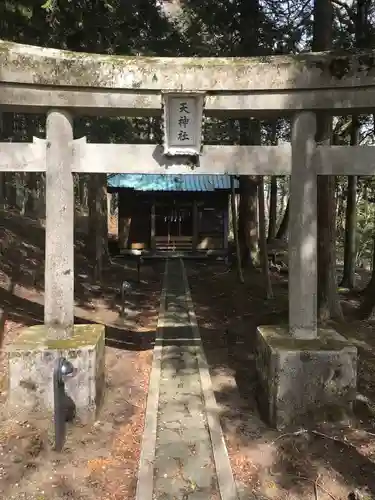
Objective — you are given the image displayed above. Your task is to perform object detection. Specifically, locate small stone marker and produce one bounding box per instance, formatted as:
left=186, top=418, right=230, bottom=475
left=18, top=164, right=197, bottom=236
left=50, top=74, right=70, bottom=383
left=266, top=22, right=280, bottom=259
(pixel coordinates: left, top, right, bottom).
left=120, top=280, right=133, bottom=317
left=133, top=249, right=143, bottom=282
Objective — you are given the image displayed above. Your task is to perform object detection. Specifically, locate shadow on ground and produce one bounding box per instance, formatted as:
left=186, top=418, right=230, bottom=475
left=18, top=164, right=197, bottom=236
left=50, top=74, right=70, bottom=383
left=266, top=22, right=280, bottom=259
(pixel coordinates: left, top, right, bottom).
left=0, top=208, right=162, bottom=323
left=186, top=260, right=375, bottom=500
left=0, top=209, right=163, bottom=351
left=0, top=211, right=162, bottom=500
left=0, top=285, right=157, bottom=352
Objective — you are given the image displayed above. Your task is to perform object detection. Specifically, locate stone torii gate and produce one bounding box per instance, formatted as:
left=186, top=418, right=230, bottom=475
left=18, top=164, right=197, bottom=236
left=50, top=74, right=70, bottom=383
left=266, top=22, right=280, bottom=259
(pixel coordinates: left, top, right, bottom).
left=1, top=40, right=374, bottom=428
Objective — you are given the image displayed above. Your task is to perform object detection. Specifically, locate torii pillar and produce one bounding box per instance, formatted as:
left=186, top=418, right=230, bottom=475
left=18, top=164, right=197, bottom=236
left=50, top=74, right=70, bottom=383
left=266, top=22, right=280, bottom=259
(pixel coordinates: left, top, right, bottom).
left=255, top=112, right=357, bottom=430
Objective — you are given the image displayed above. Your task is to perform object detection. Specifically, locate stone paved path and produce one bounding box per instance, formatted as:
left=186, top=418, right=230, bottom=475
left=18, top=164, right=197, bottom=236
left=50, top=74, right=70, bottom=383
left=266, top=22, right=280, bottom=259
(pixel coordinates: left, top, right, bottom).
left=136, top=259, right=238, bottom=500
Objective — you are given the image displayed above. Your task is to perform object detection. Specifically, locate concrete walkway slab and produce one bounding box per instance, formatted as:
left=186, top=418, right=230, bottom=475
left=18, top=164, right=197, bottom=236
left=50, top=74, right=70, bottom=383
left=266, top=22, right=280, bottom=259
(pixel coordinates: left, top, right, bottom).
left=136, top=259, right=238, bottom=500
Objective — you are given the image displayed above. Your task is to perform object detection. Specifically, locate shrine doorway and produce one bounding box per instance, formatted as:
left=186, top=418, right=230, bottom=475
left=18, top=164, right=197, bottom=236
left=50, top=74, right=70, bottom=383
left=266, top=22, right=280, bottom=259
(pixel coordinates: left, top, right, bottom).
left=155, top=199, right=193, bottom=251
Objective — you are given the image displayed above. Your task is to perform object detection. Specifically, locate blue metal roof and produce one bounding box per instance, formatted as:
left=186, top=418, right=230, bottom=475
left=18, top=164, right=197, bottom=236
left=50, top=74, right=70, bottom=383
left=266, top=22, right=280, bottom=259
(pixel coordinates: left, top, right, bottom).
left=107, top=174, right=238, bottom=192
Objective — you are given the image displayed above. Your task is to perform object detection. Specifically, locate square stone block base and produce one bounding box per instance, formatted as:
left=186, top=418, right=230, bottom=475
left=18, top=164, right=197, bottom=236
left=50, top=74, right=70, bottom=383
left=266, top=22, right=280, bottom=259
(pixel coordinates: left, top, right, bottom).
left=255, top=325, right=357, bottom=430
left=7, top=324, right=105, bottom=424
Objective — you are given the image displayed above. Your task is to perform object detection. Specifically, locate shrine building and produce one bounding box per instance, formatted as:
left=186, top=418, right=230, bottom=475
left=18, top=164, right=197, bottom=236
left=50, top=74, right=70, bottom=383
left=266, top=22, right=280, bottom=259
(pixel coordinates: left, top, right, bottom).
left=108, top=174, right=239, bottom=254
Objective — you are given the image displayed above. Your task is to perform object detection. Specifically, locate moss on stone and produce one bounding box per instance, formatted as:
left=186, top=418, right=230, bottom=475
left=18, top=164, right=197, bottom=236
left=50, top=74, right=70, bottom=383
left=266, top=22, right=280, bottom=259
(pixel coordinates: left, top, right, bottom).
left=1, top=38, right=375, bottom=90
left=258, top=325, right=354, bottom=352
left=7, top=324, right=105, bottom=353
left=308, top=51, right=375, bottom=80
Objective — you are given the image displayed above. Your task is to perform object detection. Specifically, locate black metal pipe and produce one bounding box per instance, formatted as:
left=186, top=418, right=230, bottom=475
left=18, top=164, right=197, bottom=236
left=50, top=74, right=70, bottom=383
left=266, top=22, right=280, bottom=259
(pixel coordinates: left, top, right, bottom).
left=53, top=357, right=74, bottom=452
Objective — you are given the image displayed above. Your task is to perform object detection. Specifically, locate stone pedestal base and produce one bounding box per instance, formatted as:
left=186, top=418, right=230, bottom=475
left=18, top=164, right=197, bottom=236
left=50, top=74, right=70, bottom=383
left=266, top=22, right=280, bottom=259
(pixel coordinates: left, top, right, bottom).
left=7, top=324, right=105, bottom=424
left=255, top=325, right=357, bottom=430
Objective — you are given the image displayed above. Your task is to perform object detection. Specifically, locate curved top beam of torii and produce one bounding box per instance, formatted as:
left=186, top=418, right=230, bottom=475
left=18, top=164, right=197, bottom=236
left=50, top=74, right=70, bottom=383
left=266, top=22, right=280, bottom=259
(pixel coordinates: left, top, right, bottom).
left=1, top=39, right=375, bottom=92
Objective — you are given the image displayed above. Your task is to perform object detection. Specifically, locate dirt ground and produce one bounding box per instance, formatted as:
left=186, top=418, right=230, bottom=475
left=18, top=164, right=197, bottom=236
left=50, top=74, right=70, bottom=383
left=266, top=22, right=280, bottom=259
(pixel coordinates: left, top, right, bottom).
left=186, top=261, right=375, bottom=500
left=0, top=209, right=163, bottom=500
left=3, top=207, right=375, bottom=500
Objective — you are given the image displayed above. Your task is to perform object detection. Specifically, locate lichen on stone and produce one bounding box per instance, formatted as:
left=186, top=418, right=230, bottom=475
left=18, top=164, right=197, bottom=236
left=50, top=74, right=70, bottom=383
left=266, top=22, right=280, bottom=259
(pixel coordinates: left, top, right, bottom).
left=1, top=38, right=375, bottom=91
left=7, top=324, right=105, bottom=352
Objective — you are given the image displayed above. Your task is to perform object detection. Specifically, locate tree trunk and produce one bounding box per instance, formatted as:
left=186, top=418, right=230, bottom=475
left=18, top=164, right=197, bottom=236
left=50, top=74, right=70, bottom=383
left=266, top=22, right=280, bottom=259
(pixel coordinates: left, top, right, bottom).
left=14, top=173, right=25, bottom=214
left=335, top=174, right=346, bottom=234
left=238, top=119, right=260, bottom=267
left=268, top=176, right=278, bottom=242
left=356, top=0, right=371, bottom=49
left=0, top=113, right=4, bottom=209
left=359, top=233, right=375, bottom=319
left=363, top=183, right=368, bottom=219
left=1, top=113, right=15, bottom=208
left=237, top=0, right=261, bottom=268
left=238, top=175, right=259, bottom=267
left=279, top=178, right=287, bottom=216
left=276, top=197, right=289, bottom=240
left=341, top=0, right=369, bottom=288
left=313, top=0, right=343, bottom=321
left=37, top=174, right=46, bottom=219
left=340, top=117, right=359, bottom=289
left=79, top=174, right=88, bottom=211
left=24, top=173, right=38, bottom=217
left=258, top=177, right=273, bottom=298
left=317, top=172, right=343, bottom=321
left=267, top=121, right=278, bottom=242
left=230, top=176, right=244, bottom=284
left=88, top=173, right=109, bottom=281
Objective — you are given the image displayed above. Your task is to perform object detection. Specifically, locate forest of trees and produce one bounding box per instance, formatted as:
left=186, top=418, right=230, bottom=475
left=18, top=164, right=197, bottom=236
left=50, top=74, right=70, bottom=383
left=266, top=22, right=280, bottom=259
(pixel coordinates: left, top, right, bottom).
left=1, top=0, right=375, bottom=319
